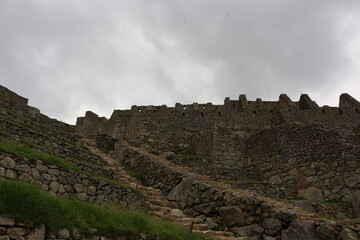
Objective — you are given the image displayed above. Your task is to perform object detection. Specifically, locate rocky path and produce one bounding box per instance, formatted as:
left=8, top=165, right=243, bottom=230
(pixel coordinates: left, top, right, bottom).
left=81, top=137, right=244, bottom=240
left=82, top=137, right=318, bottom=240
left=121, top=140, right=316, bottom=220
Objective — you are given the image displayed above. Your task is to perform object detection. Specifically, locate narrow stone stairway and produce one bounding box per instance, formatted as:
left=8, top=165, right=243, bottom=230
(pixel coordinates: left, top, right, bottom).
left=81, top=137, right=244, bottom=240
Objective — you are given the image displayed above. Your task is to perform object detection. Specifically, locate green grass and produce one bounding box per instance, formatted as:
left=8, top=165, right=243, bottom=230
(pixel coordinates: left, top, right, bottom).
left=0, top=141, right=76, bottom=170
left=0, top=141, right=137, bottom=192
left=0, top=180, right=204, bottom=240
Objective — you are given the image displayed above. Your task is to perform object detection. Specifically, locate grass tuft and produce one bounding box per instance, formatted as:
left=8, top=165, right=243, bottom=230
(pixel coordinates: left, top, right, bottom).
left=0, top=180, right=204, bottom=240
left=0, top=141, right=76, bottom=170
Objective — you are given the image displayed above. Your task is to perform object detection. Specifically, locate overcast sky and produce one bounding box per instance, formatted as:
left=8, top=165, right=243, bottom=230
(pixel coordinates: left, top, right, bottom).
left=1, top=0, right=360, bottom=124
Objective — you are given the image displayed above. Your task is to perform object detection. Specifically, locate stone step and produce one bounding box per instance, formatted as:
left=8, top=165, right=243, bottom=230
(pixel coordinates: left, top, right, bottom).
left=182, top=223, right=208, bottom=231
left=193, top=230, right=235, bottom=238
left=180, top=217, right=203, bottom=224
left=149, top=205, right=172, bottom=213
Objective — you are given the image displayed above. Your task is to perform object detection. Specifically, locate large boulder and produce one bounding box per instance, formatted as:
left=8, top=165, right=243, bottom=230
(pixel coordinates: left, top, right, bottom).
left=218, top=206, right=245, bottom=227
left=167, top=175, right=196, bottom=208
left=281, top=220, right=320, bottom=240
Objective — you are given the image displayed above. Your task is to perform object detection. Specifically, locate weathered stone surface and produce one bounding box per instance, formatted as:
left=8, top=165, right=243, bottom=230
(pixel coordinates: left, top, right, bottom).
left=0, top=236, right=10, bottom=240
left=30, top=168, right=40, bottom=179
left=316, top=225, right=337, bottom=240
left=27, top=224, right=45, bottom=240
left=274, top=210, right=296, bottom=222
left=344, top=175, right=360, bottom=188
left=0, top=216, right=15, bottom=226
left=57, top=228, right=70, bottom=238
left=352, top=190, right=360, bottom=217
left=269, top=175, right=283, bottom=184
left=263, top=218, right=282, bottom=231
left=300, top=187, right=325, bottom=202
left=73, top=183, right=86, bottom=193
left=49, top=181, right=59, bottom=192
left=205, top=217, right=218, bottom=230
left=169, top=209, right=185, bottom=217
left=290, top=200, right=316, bottom=213
left=281, top=220, right=320, bottom=240
left=232, top=224, right=264, bottom=238
left=0, top=227, right=6, bottom=235
left=6, top=228, right=30, bottom=239
left=339, top=228, right=358, bottom=240
left=167, top=175, right=196, bottom=208
left=194, top=202, right=217, bottom=214
left=219, top=206, right=245, bottom=227
left=0, top=157, right=15, bottom=169
left=18, top=173, right=32, bottom=182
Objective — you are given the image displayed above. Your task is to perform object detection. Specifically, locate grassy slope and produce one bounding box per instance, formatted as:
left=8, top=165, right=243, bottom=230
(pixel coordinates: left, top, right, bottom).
left=0, top=180, right=204, bottom=240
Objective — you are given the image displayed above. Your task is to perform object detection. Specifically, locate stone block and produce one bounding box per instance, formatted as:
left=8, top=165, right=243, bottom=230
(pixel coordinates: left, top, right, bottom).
left=281, top=220, right=320, bottom=240
left=0, top=157, right=16, bottom=169
left=219, top=206, right=245, bottom=227
left=263, top=218, right=282, bottom=231
left=344, top=175, right=360, bottom=188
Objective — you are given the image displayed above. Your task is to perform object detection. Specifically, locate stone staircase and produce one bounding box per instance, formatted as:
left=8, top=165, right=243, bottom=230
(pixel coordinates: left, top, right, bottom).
left=81, top=137, right=245, bottom=240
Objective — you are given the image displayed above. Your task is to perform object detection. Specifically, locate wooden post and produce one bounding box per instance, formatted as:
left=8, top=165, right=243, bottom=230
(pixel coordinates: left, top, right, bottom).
left=189, top=221, right=194, bottom=234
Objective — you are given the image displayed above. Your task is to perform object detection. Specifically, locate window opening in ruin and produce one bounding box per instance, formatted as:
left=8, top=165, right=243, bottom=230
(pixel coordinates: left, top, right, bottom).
left=138, top=108, right=141, bottom=112
left=270, top=110, right=273, bottom=113
left=153, top=110, right=157, bottom=113
left=218, top=111, right=222, bottom=116
left=339, top=109, right=343, bottom=114
left=202, top=105, right=205, bottom=109
left=356, top=108, right=359, bottom=114
left=182, top=112, right=185, bottom=116
left=201, top=112, right=204, bottom=117
left=256, top=105, right=259, bottom=108
left=253, top=110, right=257, bottom=116
left=183, top=106, right=186, bottom=110
left=288, top=109, right=292, bottom=112
left=232, top=103, right=235, bottom=108
left=322, top=109, right=326, bottom=114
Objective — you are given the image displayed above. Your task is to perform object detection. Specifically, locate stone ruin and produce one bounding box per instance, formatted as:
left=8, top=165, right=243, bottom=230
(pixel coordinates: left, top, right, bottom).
left=77, top=92, right=360, bottom=218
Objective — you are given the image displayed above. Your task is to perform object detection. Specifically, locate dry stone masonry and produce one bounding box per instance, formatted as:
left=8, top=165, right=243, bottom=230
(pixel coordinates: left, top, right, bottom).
left=1, top=84, right=360, bottom=239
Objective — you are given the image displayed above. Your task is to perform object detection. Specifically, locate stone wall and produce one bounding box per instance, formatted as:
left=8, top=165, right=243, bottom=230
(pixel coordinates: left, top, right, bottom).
left=0, top=152, right=146, bottom=208
left=0, top=215, right=163, bottom=240
left=116, top=143, right=360, bottom=239
left=247, top=123, right=360, bottom=216
left=77, top=93, right=360, bottom=170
